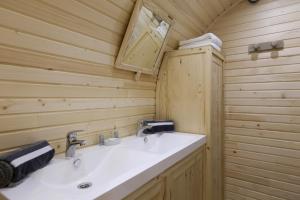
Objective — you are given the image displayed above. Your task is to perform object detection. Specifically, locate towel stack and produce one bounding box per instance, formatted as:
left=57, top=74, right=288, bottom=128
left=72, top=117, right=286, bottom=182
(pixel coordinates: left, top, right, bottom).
left=179, top=33, right=222, bottom=51
left=0, top=140, right=55, bottom=188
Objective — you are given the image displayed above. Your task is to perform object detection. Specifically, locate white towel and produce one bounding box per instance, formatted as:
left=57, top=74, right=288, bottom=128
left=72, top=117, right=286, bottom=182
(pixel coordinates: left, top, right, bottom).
left=179, top=33, right=222, bottom=48
left=179, top=41, right=221, bottom=51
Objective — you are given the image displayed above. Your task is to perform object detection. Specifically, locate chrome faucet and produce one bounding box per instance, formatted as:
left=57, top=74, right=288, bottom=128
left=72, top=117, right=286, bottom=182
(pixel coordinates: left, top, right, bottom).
left=65, top=130, right=87, bottom=158
left=136, top=120, right=152, bottom=137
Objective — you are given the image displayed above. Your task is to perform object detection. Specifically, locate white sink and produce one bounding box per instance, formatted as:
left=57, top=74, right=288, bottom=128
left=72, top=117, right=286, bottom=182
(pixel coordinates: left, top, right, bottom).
left=0, top=132, right=206, bottom=200
left=33, top=147, right=156, bottom=187
left=124, top=132, right=201, bottom=154
left=34, top=148, right=111, bottom=186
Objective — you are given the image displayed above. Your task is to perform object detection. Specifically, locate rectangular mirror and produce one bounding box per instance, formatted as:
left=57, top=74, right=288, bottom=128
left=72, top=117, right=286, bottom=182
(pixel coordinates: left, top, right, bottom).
left=115, top=0, right=174, bottom=76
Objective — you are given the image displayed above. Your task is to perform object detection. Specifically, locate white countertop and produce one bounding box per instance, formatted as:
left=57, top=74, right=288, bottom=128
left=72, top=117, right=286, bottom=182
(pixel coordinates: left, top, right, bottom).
left=0, top=132, right=206, bottom=200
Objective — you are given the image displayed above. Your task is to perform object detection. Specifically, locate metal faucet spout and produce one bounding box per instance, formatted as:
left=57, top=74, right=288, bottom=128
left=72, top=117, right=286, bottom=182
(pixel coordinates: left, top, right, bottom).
left=70, top=140, right=87, bottom=146
left=65, top=130, right=86, bottom=158
left=136, top=120, right=152, bottom=137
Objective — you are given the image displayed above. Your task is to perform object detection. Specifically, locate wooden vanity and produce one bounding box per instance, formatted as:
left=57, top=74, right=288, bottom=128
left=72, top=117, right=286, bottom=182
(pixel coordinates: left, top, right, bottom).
left=124, top=146, right=204, bottom=200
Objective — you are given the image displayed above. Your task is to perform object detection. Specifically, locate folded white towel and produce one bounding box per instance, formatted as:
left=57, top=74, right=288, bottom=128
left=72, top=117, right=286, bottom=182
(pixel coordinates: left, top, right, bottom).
left=179, top=33, right=222, bottom=48
left=179, top=41, right=221, bottom=51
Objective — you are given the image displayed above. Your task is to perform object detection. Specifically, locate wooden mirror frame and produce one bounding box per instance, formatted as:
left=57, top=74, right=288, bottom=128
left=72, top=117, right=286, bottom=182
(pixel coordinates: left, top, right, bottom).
left=115, top=0, right=174, bottom=76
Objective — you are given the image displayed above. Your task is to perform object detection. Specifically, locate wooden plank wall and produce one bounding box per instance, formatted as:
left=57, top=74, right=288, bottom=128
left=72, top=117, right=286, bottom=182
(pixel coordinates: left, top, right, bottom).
left=0, top=0, right=203, bottom=155
left=210, top=0, right=300, bottom=199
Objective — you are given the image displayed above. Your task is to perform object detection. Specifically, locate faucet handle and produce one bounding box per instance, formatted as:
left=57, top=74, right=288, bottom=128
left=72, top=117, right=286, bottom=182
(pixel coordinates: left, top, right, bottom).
left=99, top=134, right=105, bottom=145
left=67, top=130, right=84, bottom=141
left=138, top=119, right=146, bottom=128
left=112, top=128, right=119, bottom=138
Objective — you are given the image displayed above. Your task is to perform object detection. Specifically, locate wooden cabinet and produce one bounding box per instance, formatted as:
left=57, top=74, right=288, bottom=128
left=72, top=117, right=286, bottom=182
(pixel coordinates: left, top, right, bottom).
left=123, top=176, right=165, bottom=200
left=156, top=46, right=224, bottom=200
left=123, top=147, right=204, bottom=200
left=164, top=147, right=204, bottom=200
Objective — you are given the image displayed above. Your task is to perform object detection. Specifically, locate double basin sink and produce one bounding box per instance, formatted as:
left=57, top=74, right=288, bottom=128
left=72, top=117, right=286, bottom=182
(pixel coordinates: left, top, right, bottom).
left=0, top=132, right=206, bottom=200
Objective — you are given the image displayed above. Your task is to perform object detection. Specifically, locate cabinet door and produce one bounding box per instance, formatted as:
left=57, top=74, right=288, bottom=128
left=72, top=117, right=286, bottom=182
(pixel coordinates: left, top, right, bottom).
left=187, top=152, right=203, bottom=200
left=167, top=161, right=190, bottom=200
left=123, top=176, right=165, bottom=200
left=166, top=53, right=206, bottom=134
left=165, top=148, right=204, bottom=200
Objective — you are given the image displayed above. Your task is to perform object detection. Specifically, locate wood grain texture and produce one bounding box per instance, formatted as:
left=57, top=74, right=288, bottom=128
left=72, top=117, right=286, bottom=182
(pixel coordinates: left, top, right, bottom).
left=210, top=0, right=300, bottom=198
left=0, top=0, right=239, bottom=154
left=123, top=146, right=204, bottom=200
left=0, top=0, right=204, bottom=154
left=156, top=46, right=224, bottom=200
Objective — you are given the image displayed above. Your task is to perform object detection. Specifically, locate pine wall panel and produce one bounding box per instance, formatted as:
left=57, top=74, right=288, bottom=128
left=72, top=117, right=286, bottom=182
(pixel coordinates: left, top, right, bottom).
left=210, top=0, right=300, bottom=199
left=0, top=0, right=205, bottom=154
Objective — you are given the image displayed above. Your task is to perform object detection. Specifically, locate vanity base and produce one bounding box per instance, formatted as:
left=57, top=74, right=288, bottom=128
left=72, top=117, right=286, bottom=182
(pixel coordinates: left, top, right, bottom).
left=124, top=146, right=204, bottom=200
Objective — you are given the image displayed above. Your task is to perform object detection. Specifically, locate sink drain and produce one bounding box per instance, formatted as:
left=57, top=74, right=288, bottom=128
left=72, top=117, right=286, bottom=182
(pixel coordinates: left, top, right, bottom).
left=77, top=182, right=92, bottom=189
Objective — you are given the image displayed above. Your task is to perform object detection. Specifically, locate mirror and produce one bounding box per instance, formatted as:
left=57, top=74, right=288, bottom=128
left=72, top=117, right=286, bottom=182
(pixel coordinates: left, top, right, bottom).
left=115, top=0, right=174, bottom=76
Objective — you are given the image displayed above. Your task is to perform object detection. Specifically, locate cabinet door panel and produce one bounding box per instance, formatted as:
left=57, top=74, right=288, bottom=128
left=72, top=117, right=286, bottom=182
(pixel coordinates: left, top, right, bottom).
left=125, top=147, right=204, bottom=200
left=166, top=53, right=206, bottom=133
left=189, top=155, right=203, bottom=200
left=167, top=148, right=204, bottom=200
left=169, top=170, right=188, bottom=200
left=123, top=177, right=164, bottom=200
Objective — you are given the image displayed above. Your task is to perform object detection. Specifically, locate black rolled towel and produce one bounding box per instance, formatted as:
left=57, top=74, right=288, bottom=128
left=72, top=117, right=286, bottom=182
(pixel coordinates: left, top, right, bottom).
left=0, top=161, right=13, bottom=188
left=0, top=140, right=55, bottom=188
left=142, top=120, right=175, bottom=134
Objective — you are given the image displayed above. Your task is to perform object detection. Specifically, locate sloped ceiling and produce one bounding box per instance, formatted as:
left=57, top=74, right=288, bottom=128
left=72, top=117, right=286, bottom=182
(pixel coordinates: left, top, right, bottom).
left=149, top=0, right=243, bottom=48
left=121, top=0, right=242, bottom=49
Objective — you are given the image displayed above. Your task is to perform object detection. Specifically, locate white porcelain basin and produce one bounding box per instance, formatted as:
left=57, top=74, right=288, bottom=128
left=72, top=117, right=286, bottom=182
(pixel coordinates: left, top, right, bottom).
left=0, top=132, right=206, bottom=200
left=34, top=147, right=156, bottom=187
left=34, top=147, right=111, bottom=186
left=124, top=133, right=200, bottom=154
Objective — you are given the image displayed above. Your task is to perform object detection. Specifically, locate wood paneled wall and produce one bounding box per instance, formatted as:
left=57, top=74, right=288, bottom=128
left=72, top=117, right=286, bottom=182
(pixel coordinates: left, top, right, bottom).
left=0, top=0, right=206, bottom=155
left=210, top=0, right=300, bottom=199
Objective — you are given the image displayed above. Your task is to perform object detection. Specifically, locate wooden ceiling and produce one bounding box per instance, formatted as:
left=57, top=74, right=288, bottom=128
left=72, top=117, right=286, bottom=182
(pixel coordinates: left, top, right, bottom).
left=102, top=0, right=242, bottom=49
left=148, top=0, right=243, bottom=48
left=157, top=0, right=240, bottom=31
